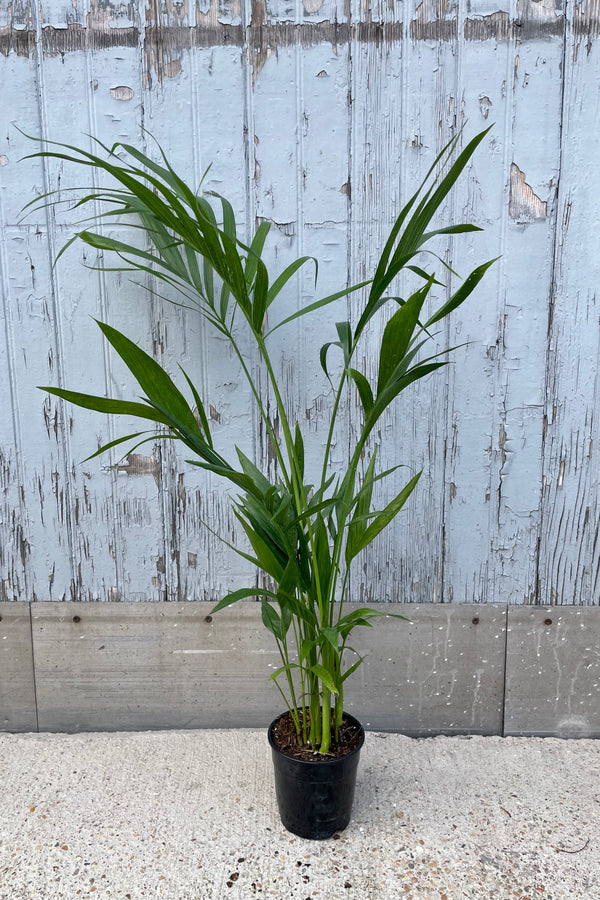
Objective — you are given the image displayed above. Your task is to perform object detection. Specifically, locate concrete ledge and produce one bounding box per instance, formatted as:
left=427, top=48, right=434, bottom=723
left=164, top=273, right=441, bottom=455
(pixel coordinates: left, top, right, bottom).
left=504, top=606, right=600, bottom=737
left=345, top=603, right=506, bottom=735
left=31, top=602, right=281, bottom=732
left=0, top=603, right=37, bottom=731
left=2, top=602, right=600, bottom=736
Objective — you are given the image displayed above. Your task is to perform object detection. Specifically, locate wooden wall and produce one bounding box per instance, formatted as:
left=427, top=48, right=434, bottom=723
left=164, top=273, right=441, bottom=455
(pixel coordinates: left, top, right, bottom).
left=1, top=0, right=599, bottom=609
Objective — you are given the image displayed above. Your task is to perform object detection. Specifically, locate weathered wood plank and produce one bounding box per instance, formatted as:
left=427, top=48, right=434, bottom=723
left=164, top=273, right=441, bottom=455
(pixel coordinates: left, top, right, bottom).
left=536, top=18, right=600, bottom=606
left=0, top=175, right=28, bottom=603
left=142, top=43, right=254, bottom=601
left=290, top=42, right=351, bottom=508
left=440, top=1, right=512, bottom=606
left=443, top=0, right=562, bottom=605
left=3, top=233, right=78, bottom=602
left=0, top=325, right=26, bottom=602
left=27, top=601, right=506, bottom=733
left=0, top=603, right=37, bottom=731
left=347, top=0, right=460, bottom=605
left=0, top=51, right=50, bottom=603
left=65, top=45, right=168, bottom=601
left=493, top=25, right=563, bottom=604
left=1, top=0, right=598, bottom=60
left=301, top=45, right=349, bottom=227
left=2, top=0, right=600, bottom=611
left=253, top=41, right=350, bottom=510
left=28, top=40, right=134, bottom=602
left=504, top=606, right=600, bottom=736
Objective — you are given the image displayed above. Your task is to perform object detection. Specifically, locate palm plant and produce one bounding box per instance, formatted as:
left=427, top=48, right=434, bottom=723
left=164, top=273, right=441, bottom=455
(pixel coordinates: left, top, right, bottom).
left=26, top=126, right=495, bottom=754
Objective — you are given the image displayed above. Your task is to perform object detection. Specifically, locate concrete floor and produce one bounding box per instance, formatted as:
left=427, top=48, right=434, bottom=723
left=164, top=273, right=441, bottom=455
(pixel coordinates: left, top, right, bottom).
left=0, top=729, right=598, bottom=899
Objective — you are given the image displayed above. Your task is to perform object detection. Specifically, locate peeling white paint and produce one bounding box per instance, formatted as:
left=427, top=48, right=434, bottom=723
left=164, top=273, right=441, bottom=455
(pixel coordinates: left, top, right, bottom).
left=509, top=163, right=547, bottom=222
left=110, top=85, right=135, bottom=101
left=0, top=0, right=599, bottom=607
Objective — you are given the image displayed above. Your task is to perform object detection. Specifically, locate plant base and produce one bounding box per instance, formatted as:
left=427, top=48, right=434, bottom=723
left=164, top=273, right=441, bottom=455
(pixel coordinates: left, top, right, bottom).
left=268, top=711, right=365, bottom=840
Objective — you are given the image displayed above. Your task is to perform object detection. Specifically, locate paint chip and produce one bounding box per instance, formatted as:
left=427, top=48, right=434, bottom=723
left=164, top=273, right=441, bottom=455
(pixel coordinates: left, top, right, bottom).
left=509, top=163, right=547, bottom=222
left=478, top=95, right=492, bottom=119
left=110, top=85, right=135, bottom=101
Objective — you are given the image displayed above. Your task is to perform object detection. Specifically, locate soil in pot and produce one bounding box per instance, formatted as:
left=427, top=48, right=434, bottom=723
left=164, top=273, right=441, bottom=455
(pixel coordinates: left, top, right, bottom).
left=268, top=711, right=365, bottom=840
left=270, top=710, right=363, bottom=760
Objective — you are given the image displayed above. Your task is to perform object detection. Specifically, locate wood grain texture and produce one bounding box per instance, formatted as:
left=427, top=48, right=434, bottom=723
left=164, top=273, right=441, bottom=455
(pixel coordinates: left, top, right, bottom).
left=536, top=18, right=600, bottom=607
left=0, top=0, right=598, bottom=606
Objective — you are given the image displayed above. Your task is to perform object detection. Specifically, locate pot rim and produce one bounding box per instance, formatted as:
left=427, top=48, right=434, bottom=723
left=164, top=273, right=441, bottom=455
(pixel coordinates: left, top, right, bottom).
left=267, top=709, right=365, bottom=765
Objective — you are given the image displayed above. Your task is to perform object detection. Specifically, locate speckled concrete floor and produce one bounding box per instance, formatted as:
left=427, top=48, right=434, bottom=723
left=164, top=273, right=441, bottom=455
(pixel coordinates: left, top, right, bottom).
left=0, top=730, right=598, bottom=899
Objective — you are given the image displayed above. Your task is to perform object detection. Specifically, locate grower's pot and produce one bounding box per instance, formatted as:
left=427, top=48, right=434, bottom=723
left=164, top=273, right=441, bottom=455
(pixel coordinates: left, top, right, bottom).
left=268, top=711, right=365, bottom=839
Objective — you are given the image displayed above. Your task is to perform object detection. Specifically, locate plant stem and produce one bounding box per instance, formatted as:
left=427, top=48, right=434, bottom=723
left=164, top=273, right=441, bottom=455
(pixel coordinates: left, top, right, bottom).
left=319, top=368, right=347, bottom=492
left=309, top=675, right=321, bottom=747
left=320, top=689, right=331, bottom=754
left=226, top=327, right=293, bottom=492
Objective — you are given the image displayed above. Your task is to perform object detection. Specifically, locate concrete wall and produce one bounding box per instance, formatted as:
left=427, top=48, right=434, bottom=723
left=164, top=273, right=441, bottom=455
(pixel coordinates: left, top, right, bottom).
left=3, top=601, right=600, bottom=736
left=1, top=1, right=599, bottom=609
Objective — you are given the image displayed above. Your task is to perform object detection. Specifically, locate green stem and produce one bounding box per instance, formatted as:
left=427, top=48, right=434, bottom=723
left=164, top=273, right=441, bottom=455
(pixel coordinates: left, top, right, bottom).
left=320, top=689, right=331, bottom=754
left=281, top=647, right=300, bottom=723
left=318, top=334, right=371, bottom=620
left=318, top=330, right=363, bottom=504
left=334, top=686, right=343, bottom=741
left=257, top=334, right=327, bottom=622
left=319, top=369, right=347, bottom=491
left=309, top=673, right=321, bottom=747
left=338, top=566, right=350, bottom=623
left=226, top=327, right=293, bottom=492
left=271, top=676, right=300, bottom=734
left=291, top=617, right=307, bottom=742
left=329, top=420, right=377, bottom=607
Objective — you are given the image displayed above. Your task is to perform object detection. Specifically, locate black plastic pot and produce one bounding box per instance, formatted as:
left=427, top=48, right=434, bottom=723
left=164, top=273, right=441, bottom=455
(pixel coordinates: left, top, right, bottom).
left=268, top=711, right=365, bottom=840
